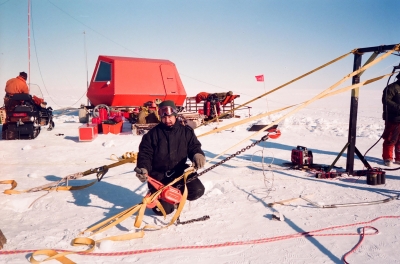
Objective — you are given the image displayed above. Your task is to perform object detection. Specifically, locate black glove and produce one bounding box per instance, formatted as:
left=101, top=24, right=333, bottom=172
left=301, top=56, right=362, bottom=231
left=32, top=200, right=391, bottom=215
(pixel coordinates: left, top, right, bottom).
left=193, top=153, right=206, bottom=169
left=135, top=167, right=148, bottom=183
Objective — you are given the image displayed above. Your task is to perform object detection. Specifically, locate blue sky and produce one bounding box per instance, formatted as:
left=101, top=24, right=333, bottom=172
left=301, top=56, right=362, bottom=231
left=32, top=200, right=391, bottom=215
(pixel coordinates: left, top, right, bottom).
left=1, top=0, right=399, bottom=107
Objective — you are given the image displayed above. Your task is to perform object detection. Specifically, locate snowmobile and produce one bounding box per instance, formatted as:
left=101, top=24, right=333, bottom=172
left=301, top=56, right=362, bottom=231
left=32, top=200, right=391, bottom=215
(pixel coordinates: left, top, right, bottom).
left=2, top=93, right=54, bottom=140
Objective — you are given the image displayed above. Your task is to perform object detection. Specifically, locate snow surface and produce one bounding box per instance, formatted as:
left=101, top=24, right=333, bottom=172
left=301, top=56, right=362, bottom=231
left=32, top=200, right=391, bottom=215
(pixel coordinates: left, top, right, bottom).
left=2, top=88, right=400, bottom=264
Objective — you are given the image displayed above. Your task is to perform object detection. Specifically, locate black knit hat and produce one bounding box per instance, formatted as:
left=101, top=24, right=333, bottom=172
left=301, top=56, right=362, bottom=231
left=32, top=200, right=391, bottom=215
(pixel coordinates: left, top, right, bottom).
left=19, top=72, right=27, bottom=80
left=158, top=100, right=177, bottom=116
left=159, top=100, right=177, bottom=110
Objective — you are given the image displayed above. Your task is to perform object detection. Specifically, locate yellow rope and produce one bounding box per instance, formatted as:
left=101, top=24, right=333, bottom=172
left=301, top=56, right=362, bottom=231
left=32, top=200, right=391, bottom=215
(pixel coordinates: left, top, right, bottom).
left=198, top=71, right=396, bottom=140
left=197, top=50, right=354, bottom=127
left=1, top=154, right=138, bottom=195
left=202, top=45, right=399, bottom=165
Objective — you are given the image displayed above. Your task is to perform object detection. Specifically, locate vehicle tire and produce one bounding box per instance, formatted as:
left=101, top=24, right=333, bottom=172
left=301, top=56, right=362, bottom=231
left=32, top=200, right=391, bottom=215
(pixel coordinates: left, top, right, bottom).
left=92, top=104, right=110, bottom=118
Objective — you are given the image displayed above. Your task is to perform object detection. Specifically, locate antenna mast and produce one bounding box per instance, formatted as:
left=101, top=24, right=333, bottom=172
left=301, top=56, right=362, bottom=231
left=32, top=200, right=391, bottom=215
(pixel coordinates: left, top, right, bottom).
left=84, top=31, right=89, bottom=106
left=28, top=0, right=31, bottom=86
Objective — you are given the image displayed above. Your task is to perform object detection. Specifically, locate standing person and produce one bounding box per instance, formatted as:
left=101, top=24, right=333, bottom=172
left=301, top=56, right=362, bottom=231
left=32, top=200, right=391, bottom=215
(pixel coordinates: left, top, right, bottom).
left=4, top=72, right=29, bottom=108
left=135, top=100, right=206, bottom=215
left=382, top=72, right=400, bottom=166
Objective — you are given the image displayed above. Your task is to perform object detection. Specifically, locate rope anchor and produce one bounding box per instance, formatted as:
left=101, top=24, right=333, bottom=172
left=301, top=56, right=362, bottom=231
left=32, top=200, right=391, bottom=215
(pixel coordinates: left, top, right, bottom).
left=91, top=166, right=109, bottom=182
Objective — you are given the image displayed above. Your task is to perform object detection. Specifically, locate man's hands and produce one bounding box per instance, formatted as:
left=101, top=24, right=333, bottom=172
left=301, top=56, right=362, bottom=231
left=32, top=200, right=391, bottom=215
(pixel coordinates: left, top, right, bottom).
left=193, top=153, right=206, bottom=169
left=135, top=167, right=148, bottom=183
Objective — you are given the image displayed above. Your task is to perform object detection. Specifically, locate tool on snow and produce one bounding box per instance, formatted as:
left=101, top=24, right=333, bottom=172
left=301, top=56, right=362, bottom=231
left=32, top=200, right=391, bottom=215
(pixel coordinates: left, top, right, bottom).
left=134, top=167, right=182, bottom=208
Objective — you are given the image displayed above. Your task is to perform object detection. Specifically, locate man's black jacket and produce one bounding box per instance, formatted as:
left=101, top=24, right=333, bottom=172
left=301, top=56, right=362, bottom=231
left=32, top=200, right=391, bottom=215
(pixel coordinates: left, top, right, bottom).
left=382, top=80, right=400, bottom=122
left=137, top=121, right=204, bottom=182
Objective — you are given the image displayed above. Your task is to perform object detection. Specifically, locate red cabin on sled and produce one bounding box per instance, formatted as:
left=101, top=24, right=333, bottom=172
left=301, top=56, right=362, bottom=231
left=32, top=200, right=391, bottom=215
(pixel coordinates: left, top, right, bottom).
left=87, top=56, right=187, bottom=107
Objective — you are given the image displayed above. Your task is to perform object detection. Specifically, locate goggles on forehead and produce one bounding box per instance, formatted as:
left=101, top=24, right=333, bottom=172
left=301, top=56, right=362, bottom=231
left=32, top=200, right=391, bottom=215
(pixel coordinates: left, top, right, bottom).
left=158, top=106, right=178, bottom=117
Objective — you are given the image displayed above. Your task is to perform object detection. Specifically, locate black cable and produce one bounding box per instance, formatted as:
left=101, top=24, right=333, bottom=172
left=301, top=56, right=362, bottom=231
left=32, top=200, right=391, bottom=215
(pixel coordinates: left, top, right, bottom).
left=46, top=0, right=141, bottom=56
left=383, top=167, right=400, bottom=171
left=31, top=3, right=63, bottom=109
left=0, top=0, right=12, bottom=6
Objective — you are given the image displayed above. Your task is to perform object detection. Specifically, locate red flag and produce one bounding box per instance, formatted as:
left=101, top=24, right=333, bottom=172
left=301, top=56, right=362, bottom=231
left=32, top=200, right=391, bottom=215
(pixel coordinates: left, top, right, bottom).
left=255, top=75, right=264, bottom=82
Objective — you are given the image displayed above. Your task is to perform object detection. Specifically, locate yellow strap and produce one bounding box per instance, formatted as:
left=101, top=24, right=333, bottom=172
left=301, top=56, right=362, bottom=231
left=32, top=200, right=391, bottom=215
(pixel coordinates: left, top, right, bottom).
left=154, top=199, right=167, bottom=218
left=2, top=154, right=138, bottom=195
left=2, top=180, right=97, bottom=195
left=0, top=180, right=17, bottom=193
left=199, top=71, right=395, bottom=140
left=30, top=237, right=96, bottom=264
left=196, top=50, right=354, bottom=127
left=84, top=204, right=142, bottom=236
left=30, top=249, right=76, bottom=264
left=29, top=169, right=193, bottom=264
left=198, top=104, right=295, bottom=138
left=205, top=44, right=398, bottom=166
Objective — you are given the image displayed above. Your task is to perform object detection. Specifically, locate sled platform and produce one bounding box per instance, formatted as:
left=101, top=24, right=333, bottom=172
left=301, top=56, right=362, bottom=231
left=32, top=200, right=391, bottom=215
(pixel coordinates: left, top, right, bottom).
left=132, top=123, right=158, bottom=135
left=248, top=124, right=278, bottom=132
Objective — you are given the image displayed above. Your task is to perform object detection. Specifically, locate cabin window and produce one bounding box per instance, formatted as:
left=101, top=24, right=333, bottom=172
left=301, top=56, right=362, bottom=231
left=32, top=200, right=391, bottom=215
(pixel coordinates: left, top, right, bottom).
left=94, top=61, right=111, bottom=82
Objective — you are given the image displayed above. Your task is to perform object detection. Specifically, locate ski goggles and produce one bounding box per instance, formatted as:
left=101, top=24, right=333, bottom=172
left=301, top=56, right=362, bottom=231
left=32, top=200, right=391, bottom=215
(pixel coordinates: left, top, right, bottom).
left=158, top=106, right=178, bottom=117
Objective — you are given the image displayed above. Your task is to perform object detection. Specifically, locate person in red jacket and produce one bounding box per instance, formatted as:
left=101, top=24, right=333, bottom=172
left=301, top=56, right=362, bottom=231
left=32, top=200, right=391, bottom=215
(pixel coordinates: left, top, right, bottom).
left=5, top=71, right=29, bottom=95
left=195, top=91, right=233, bottom=104
left=4, top=72, right=29, bottom=109
left=3, top=72, right=47, bottom=109
left=4, top=72, right=29, bottom=108
left=195, top=92, right=209, bottom=103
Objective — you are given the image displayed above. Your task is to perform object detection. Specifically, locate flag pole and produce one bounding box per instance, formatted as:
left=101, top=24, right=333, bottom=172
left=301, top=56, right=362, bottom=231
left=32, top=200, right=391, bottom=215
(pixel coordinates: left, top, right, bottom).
left=261, top=75, right=271, bottom=120
left=256, top=74, right=270, bottom=116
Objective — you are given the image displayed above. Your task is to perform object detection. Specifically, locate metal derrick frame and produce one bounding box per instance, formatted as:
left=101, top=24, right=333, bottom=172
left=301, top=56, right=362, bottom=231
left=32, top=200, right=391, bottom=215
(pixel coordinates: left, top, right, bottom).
left=345, top=44, right=399, bottom=174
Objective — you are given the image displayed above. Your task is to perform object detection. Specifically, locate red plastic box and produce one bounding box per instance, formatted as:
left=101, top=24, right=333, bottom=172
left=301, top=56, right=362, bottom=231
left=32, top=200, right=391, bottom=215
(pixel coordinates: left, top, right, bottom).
left=79, top=124, right=98, bottom=141
left=102, top=121, right=123, bottom=134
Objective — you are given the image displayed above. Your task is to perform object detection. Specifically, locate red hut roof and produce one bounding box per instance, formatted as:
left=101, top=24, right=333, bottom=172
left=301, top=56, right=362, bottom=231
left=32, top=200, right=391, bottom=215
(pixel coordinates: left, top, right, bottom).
left=87, top=55, right=187, bottom=107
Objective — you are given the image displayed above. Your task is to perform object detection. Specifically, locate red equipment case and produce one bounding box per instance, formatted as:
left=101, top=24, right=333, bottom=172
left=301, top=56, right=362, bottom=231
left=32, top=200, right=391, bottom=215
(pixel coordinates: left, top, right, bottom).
left=291, top=146, right=313, bottom=167
left=102, top=121, right=123, bottom=134
left=79, top=124, right=98, bottom=142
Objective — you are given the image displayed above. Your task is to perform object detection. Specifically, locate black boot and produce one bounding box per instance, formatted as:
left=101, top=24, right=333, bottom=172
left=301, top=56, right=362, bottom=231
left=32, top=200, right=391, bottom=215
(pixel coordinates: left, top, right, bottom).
left=152, top=199, right=176, bottom=216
